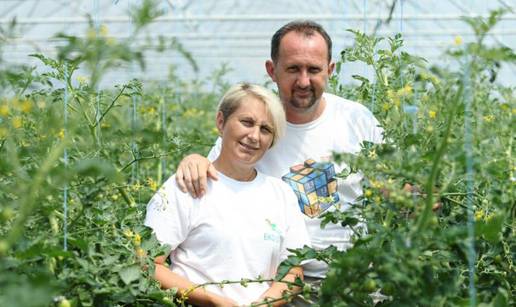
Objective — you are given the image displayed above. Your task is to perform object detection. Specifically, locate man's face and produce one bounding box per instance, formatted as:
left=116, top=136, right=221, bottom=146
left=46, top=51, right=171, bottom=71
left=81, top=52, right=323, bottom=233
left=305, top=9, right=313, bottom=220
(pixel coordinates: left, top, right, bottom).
left=266, top=31, right=334, bottom=120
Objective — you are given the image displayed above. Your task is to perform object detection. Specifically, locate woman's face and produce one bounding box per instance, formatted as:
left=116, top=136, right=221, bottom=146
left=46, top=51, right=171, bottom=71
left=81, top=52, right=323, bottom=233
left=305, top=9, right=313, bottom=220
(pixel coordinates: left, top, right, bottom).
left=217, top=96, right=275, bottom=168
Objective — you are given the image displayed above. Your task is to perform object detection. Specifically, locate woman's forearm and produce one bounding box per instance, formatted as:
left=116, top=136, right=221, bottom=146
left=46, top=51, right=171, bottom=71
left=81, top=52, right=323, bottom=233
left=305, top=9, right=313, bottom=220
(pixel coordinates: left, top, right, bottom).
left=255, top=266, right=304, bottom=306
left=154, top=256, right=237, bottom=307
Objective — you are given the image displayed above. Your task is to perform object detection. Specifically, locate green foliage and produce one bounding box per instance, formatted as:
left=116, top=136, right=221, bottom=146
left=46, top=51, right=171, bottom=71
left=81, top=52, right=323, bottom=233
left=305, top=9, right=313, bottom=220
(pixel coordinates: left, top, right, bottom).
left=0, top=4, right=514, bottom=307
left=321, top=9, right=515, bottom=307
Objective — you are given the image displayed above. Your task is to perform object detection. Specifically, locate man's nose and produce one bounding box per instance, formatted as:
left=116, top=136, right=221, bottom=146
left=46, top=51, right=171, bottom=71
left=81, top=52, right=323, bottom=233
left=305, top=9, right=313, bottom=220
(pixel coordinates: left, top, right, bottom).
left=296, top=70, right=310, bottom=88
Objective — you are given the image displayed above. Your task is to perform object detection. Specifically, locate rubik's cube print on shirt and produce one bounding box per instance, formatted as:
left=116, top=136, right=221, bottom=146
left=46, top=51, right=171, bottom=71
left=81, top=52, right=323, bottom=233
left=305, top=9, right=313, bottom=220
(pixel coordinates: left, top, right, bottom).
left=281, top=159, right=339, bottom=218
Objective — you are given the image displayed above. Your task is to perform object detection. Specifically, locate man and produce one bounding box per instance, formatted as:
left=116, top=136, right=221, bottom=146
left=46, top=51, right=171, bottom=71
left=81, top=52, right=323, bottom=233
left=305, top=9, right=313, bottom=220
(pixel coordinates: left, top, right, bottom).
left=176, top=20, right=383, bottom=295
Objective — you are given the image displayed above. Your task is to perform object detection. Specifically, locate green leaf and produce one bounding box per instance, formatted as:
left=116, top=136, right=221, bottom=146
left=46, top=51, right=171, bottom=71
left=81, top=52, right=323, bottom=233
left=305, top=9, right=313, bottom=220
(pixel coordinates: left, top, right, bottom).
left=476, top=213, right=504, bottom=243
left=119, top=265, right=141, bottom=285
left=492, top=287, right=508, bottom=307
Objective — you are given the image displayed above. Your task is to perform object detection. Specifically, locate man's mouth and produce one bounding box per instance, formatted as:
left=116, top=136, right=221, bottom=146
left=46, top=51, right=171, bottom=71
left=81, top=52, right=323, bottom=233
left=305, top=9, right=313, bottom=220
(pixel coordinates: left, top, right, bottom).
left=294, top=89, right=313, bottom=97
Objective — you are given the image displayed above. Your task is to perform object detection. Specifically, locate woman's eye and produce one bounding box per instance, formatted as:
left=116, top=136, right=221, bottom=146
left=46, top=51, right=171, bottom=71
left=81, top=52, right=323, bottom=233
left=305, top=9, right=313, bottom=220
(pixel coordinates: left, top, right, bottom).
left=241, top=119, right=253, bottom=126
left=261, top=126, right=273, bottom=134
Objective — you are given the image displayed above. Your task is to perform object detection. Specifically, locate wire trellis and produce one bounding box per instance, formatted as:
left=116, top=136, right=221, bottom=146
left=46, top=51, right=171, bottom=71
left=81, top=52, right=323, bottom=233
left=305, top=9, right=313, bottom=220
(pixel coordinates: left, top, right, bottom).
left=63, top=64, right=69, bottom=252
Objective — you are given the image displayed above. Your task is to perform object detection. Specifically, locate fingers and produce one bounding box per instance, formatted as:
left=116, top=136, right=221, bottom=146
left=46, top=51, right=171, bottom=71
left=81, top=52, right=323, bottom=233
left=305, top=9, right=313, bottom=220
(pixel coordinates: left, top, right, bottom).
left=174, top=154, right=213, bottom=199
left=207, top=163, right=219, bottom=181
left=198, top=163, right=208, bottom=198
left=175, top=160, right=200, bottom=198
left=184, top=162, right=200, bottom=198
left=175, top=166, right=187, bottom=193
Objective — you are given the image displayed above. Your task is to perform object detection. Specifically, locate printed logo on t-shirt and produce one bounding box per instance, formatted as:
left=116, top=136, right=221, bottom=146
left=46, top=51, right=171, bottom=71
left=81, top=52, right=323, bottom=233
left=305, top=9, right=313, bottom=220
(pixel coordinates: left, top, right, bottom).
left=263, top=218, right=281, bottom=243
left=281, top=159, right=340, bottom=218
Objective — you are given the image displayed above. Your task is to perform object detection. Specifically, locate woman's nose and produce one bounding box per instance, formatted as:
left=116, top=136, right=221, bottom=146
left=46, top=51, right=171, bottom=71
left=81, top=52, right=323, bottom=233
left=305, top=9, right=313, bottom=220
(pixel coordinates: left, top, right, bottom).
left=248, top=126, right=260, bottom=142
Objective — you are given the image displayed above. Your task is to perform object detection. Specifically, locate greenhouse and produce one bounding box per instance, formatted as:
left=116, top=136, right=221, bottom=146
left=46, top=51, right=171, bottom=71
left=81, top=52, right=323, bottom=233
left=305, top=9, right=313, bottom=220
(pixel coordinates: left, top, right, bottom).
left=0, top=0, right=514, bottom=306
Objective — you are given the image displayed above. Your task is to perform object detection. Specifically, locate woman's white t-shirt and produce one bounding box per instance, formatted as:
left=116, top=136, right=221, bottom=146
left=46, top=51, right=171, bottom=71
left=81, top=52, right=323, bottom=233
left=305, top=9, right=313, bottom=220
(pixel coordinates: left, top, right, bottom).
left=145, top=171, right=310, bottom=305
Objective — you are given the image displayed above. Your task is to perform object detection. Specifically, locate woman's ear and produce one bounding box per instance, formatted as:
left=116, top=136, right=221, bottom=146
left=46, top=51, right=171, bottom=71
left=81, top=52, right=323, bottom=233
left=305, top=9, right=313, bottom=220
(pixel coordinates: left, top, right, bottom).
left=215, top=111, right=224, bottom=136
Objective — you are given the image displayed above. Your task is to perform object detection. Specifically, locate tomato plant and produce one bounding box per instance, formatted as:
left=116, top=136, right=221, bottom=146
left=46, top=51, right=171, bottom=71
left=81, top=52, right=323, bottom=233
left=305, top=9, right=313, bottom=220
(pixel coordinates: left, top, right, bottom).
left=0, top=3, right=514, bottom=307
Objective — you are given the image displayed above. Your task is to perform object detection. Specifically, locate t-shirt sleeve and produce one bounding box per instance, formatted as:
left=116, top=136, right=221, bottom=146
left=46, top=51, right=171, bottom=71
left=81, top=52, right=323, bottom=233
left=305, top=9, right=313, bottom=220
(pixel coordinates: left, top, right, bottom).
left=206, top=137, right=222, bottom=162
left=350, top=105, right=384, bottom=144
left=144, top=176, right=192, bottom=249
left=280, top=185, right=311, bottom=261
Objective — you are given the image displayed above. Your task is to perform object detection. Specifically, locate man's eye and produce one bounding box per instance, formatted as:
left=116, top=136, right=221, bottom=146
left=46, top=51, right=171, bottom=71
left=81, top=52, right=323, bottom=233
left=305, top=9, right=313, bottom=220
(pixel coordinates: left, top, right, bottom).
left=287, top=67, right=298, bottom=73
left=309, top=67, right=322, bottom=74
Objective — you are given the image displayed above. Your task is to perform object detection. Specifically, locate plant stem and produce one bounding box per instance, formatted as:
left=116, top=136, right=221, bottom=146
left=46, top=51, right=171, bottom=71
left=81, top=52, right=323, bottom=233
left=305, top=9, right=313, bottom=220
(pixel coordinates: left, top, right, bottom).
left=415, top=85, right=463, bottom=233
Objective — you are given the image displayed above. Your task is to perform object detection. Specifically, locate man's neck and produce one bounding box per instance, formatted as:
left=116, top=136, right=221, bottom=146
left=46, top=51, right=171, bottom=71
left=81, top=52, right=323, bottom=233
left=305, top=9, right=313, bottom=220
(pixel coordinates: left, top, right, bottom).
left=286, top=96, right=327, bottom=125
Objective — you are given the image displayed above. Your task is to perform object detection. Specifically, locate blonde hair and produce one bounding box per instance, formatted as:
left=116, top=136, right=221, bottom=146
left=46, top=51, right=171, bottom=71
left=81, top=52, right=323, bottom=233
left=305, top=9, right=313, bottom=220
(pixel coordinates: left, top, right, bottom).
left=217, top=83, right=286, bottom=147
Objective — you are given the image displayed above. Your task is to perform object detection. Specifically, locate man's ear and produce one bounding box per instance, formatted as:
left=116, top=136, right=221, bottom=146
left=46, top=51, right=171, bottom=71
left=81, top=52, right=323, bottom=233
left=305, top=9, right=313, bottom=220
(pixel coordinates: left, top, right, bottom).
left=328, top=61, right=336, bottom=76
left=265, top=60, right=277, bottom=81
left=215, top=111, right=224, bottom=136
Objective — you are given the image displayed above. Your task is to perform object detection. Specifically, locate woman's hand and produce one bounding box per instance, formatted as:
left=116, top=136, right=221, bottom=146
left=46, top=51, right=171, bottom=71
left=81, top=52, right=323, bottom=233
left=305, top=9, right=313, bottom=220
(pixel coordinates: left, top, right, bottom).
left=209, top=295, right=239, bottom=307
left=175, top=153, right=218, bottom=198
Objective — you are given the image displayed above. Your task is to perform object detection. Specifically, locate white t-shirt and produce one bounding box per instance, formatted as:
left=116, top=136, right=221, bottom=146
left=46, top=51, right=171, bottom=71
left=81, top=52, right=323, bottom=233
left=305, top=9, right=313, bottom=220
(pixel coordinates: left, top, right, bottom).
left=145, top=171, right=310, bottom=305
left=208, top=93, right=383, bottom=278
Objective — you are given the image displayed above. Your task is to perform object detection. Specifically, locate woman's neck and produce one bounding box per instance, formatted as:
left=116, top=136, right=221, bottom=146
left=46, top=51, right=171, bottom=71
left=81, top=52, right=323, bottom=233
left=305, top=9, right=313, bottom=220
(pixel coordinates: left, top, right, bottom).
left=212, top=158, right=257, bottom=182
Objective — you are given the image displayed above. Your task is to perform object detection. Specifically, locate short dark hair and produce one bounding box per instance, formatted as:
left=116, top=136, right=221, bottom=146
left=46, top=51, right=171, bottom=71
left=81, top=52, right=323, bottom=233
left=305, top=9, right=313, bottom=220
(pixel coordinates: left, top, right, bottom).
left=270, top=20, right=332, bottom=63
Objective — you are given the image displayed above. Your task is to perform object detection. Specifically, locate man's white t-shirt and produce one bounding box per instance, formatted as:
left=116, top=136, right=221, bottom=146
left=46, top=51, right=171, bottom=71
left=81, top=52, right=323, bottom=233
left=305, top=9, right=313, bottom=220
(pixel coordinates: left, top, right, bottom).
left=208, top=93, right=383, bottom=278
left=145, top=171, right=310, bottom=305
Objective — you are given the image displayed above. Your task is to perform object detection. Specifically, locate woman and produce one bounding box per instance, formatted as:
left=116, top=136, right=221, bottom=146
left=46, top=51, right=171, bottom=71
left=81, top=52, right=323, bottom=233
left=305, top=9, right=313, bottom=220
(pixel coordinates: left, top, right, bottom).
left=145, top=83, right=310, bottom=306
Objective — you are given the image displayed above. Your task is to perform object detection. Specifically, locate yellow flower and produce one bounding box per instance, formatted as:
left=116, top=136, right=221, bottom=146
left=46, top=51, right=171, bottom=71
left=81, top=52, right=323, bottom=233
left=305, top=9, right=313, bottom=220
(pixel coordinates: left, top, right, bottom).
left=474, top=209, right=484, bottom=221
left=428, top=110, right=437, bottom=119
left=21, top=100, right=32, bottom=113
left=381, top=102, right=391, bottom=111
left=364, top=189, right=373, bottom=197
left=12, top=117, right=22, bottom=129
left=57, top=129, right=65, bottom=140
left=397, top=84, right=413, bottom=98
left=368, top=149, right=377, bottom=159
left=369, top=179, right=380, bottom=189
left=37, top=100, right=46, bottom=109
left=123, top=229, right=134, bottom=239
left=133, top=233, right=141, bottom=246
left=373, top=196, right=381, bottom=204
left=454, top=35, right=463, bottom=46
left=132, top=182, right=143, bottom=191
left=483, top=115, right=494, bottom=122
left=0, top=127, right=7, bottom=138
left=135, top=247, right=146, bottom=258
left=147, top=177, right=158, bottom=191
left=77, top=76, right=89, bottom=85
left=0, top=104, right=9, bottom=117
left=99, top=24, right=109, bottom=37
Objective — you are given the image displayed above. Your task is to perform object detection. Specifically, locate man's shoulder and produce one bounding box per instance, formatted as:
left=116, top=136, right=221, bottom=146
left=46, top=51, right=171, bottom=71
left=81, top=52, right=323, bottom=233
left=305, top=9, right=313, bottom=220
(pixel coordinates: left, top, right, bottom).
left=323, top=92, right=377, bottom=120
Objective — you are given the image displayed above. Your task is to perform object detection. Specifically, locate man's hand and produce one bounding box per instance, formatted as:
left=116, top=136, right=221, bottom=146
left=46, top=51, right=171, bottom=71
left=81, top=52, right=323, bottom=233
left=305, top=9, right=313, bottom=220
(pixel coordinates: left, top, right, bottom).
left=175, top=154, right=218, bottom=198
